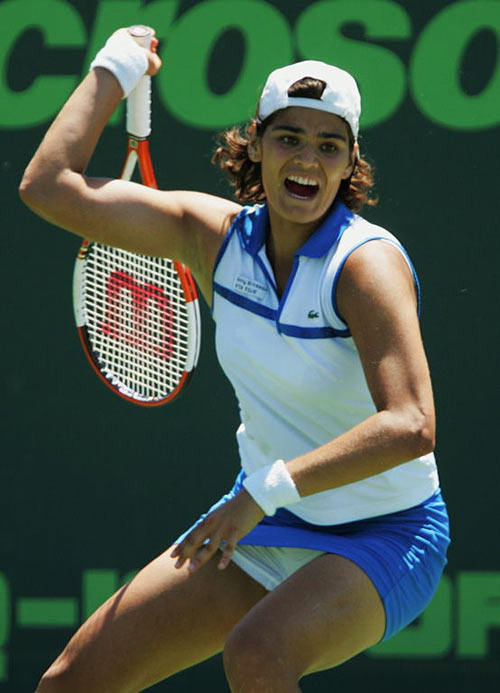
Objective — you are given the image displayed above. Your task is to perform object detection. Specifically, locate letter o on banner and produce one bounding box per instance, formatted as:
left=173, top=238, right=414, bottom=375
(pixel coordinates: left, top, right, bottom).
left=295, top=0, right=411, bottom=129
left=411, top=0, right=500, bottom=130
left=159, top=0, right=293, bottom=128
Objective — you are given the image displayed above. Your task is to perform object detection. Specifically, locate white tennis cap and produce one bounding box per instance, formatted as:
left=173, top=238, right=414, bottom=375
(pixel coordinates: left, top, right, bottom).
left=258, top=60, right=361, bottom=138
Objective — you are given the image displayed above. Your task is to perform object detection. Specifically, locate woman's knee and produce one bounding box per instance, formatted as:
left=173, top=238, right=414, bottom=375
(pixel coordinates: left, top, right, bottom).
left=35, top=658, right=79, bottom=693
left=35, top=650, right=117, bottom=693
left=223, top=621, right=300, bottom=691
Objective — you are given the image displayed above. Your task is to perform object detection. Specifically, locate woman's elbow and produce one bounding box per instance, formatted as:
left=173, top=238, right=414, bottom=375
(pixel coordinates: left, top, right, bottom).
left=19, top=166, right=50, bottom=215
left=407, top=408, right=436, bottom=457
left=19, top=165, right=72, bottom=221
left=19, top=170, right=37, bottom=209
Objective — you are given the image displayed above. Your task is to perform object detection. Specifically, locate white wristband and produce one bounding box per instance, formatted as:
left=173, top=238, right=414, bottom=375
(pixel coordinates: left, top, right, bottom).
left=90, top=29, right=149, bottom=99
left=243, top=460, right=301, bottom=516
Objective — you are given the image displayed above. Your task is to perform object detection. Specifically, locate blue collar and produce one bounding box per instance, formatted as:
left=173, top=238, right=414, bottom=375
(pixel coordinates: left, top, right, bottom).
left=235, top=201, right=355, bottom=259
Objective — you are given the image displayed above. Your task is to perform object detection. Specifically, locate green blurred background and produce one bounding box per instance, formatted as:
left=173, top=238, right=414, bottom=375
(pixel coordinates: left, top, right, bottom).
left=1, top=0, right=499, bottom=690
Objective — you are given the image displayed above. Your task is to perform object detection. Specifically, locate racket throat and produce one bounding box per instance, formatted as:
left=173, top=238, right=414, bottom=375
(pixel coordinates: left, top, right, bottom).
left=121, top=139, right=158, bottom=188
left=121, top=148, right=138, bottom=181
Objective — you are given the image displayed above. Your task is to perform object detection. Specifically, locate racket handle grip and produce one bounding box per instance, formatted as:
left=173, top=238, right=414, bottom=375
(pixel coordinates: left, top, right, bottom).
left=126, top=25, right=154, bottom=138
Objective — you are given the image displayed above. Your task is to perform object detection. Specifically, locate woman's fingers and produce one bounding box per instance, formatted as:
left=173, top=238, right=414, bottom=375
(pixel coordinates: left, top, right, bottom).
left=171, top=516, right=219, bottom=568
left=187, top=538, right=221, bottom=573
left=171, top=492, right=264, bottom=573
left=170, top=523, right=238, bottom=573
left=189, top=529, right=239, bottom=573
left=173, top=536, right=221, bottom=572
left=217, top=533, right=238, bottom=571
left=146, top=46, right=162, bottom=76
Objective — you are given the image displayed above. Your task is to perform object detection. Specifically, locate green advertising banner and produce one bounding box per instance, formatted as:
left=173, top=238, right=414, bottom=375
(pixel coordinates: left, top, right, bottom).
left=1, top=0, right=499, bottom=690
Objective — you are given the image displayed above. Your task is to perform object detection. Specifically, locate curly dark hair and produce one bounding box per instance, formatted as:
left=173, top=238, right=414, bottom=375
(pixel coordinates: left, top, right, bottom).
left=211, top=77, right=377, bottom=213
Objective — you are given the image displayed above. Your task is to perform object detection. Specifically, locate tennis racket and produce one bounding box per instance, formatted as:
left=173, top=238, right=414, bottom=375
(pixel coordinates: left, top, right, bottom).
left=73, top=25, right=201, bottom=406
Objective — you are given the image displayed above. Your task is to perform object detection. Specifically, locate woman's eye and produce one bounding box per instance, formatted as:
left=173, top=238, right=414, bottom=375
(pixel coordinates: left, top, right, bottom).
left=320, top=142, right=337, bottom=153
left=281, top=135, right=298, bottom=145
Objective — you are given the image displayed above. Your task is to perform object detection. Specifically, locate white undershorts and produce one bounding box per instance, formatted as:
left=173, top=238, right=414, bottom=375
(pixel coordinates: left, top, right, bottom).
left=230, top=543, right=325, bottom=591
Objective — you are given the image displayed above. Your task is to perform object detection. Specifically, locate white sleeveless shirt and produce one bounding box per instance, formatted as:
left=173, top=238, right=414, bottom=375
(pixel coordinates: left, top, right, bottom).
left=212, top=201, right=439, bottom=525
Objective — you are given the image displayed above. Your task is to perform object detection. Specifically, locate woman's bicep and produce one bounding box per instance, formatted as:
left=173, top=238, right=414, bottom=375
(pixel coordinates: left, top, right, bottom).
left=21, top=170, right=240, bottom=276
left=50, top=175, right=188, bottom=256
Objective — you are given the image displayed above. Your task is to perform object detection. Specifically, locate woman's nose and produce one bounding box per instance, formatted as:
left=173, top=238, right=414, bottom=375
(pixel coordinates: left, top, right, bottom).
left=293, top=143, right=317, bottom=165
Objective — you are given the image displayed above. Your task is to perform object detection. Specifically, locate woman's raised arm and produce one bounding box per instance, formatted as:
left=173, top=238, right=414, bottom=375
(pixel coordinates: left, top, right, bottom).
left=19, top=31, right=240, bottom=293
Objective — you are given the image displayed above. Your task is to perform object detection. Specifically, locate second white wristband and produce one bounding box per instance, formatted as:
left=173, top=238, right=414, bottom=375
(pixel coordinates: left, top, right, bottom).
left=243, top=460, right=301, bottom=516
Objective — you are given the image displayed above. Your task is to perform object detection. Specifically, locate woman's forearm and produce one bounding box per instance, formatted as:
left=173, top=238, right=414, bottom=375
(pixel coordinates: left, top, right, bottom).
left=287, top=405, right=435, bottom=498
left=19, top=69, right=122, bottom=209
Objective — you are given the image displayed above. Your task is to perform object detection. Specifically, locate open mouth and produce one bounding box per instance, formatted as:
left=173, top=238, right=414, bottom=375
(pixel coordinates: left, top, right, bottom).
left=284, top=175, right=319, bottom=200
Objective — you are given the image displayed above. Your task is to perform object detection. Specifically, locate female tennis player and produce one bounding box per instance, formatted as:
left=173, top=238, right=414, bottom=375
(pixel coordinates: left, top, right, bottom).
left=21, top=28, right=450, bottom=693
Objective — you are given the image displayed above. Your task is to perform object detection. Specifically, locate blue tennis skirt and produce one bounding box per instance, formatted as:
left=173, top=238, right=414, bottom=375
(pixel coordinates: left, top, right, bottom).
left=176, top=471, right=451, bottom=641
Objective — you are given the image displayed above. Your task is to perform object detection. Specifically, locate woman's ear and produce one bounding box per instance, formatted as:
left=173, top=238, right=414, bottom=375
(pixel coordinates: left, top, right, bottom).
left=248, top=137, right=262, bottom=163
left=342, top=142, right=359, bottom=180
left=247, top=122, right=262, bottom=162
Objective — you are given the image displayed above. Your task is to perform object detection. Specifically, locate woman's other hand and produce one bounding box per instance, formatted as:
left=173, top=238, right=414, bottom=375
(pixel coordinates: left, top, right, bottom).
left=171, top=491, right=265, bottom=573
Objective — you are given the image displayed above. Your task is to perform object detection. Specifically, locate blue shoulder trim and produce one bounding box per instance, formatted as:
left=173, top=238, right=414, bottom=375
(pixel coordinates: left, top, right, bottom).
left=402, top=249, right=421, bottom=315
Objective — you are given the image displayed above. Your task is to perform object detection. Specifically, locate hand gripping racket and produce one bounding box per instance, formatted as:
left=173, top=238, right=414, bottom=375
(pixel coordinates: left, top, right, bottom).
left=73, top=25, right=201, bottom=406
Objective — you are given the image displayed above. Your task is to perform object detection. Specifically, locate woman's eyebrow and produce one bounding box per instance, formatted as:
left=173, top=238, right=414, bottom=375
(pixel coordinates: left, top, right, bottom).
left=318, top=131, right=347, bottom=142
left=270, top=124, right=304, bottom=134
left=271, top=124, right=347, bottom=141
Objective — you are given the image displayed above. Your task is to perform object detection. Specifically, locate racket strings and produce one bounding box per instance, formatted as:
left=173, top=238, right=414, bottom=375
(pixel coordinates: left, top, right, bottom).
left=81, top=244, right=191, bottom=401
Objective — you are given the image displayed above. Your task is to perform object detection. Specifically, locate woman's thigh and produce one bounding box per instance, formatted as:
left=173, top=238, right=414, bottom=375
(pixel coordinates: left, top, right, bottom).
left=224, top=552, right=385, bottom=687
left=38, top=546, right=268, bottom=693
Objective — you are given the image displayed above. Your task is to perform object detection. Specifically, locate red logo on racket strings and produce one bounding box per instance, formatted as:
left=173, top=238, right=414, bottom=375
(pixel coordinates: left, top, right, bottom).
left=101, top=271, right=174, bottom=359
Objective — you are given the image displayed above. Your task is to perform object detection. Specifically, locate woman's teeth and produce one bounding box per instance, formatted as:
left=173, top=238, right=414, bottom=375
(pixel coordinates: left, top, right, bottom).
left=288, top=175, right=318, bottom=186
left=284, top=176, right=319, bottom=198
